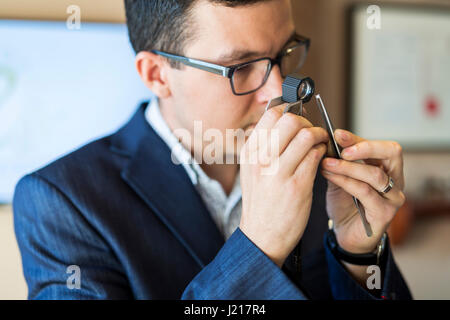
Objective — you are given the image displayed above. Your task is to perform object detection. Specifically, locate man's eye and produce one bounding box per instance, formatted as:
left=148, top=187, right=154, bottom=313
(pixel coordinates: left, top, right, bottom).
left=236, top=63, right=255, bottom=74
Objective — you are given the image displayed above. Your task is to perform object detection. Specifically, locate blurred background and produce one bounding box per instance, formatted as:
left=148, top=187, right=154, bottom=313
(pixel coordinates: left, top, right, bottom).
left=0, top=0, right=449, bottom=299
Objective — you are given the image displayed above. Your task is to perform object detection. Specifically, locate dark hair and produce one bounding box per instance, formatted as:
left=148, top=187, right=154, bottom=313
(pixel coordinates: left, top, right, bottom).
left=124, top=0, right=270, bottom=67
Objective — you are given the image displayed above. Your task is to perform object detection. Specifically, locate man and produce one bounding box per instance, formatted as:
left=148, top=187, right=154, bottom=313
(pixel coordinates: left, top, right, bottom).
left=14, top=0, right=411, bottom=299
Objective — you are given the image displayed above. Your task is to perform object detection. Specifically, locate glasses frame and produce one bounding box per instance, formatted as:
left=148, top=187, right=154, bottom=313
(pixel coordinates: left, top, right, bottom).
left=151, top=33, right=310, bottom=96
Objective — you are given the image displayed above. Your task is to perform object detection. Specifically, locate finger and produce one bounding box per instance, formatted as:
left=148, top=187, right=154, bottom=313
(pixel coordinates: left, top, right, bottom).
left=340, top=140, right=403, bottom=162
left=321, top=158, right=404, bottom=206
left=335, top=129, right=403, bottom=164
left=272, top=112, right=313, bottom=156
left=248, top=109, right=314, bottom=168
left=334, top=129, right=383, bottom=167
left=282, top=127, right=329, bottom=175
left=245, top=105, right=285, bottom=154
left=321, top=170, right=388, bottom=218
left=294, top=143, right=328, bottom=180
left=257, top=104, right=287, bottom=130
left=335, top=129, right=402, bottom=166
left=334, top=129, right=365, bottom=148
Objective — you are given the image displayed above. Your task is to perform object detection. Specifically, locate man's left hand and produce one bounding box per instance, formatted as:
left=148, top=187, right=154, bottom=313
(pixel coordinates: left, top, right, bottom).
left=321, top=129, right=406, bottom=254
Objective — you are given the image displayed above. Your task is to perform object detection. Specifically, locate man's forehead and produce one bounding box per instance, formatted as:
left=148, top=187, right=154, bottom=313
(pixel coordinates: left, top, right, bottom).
left=187, top=0, right=294, bottom=63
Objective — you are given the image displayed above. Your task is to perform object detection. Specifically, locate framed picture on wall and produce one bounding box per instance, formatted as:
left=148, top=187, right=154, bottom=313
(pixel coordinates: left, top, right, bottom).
left=349, top=4, right=450, bottom=150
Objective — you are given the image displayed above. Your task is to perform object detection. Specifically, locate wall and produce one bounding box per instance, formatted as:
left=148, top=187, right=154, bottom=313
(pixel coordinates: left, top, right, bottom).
left=0, top=205, right=27, bottom=299
left=292, top=0, right=450, bottom=197
left=0, top=0, right=126, bottom=300
left=0, top=0, right=125, bottom=22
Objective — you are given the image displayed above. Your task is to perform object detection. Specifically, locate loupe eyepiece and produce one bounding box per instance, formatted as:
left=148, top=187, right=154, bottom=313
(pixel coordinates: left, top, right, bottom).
left=282, top=74, right=315, bottom=103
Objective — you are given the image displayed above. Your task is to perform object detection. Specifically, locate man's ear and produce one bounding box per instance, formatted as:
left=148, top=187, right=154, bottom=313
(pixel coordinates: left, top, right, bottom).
left=135, top=51, right=171, bottom=98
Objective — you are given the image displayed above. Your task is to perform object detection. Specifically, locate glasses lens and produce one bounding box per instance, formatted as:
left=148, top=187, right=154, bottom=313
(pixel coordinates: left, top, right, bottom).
left=280, top=43, right=308, bottom=77
left=232, top=59, right=271, bottom=94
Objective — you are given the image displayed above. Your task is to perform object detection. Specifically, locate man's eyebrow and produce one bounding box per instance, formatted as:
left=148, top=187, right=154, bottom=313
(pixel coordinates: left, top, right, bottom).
left=216, top=31, right=297, bottom=65
left=216, top=50, right=268, bottom=65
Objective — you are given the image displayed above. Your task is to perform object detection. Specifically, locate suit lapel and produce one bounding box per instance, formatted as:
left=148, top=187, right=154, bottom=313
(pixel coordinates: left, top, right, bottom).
left=112, top=102, right=225, bottom=268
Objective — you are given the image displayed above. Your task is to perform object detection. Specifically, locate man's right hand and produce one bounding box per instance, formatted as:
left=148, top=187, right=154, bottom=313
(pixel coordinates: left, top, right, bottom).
left=239, top=105, right=329, bottom=268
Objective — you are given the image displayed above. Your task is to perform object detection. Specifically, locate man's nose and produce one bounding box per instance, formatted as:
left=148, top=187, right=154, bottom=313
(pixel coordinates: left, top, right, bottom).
left=256, top=64, right=283, bottom=104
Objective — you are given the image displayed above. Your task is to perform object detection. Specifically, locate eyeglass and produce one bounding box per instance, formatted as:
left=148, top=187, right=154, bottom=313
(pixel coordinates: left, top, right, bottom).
left=151, top=33, right=310, bottom=96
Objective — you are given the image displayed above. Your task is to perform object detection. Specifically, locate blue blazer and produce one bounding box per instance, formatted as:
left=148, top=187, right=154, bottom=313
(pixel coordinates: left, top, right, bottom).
left=13, top=101, right=412, bottom=300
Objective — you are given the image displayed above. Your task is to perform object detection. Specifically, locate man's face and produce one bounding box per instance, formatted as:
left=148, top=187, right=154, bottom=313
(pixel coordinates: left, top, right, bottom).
left=163, top=0, right=296, bottom=160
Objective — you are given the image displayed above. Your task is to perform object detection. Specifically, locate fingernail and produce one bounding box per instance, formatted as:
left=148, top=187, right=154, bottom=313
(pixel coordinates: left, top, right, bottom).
left=342, top=146, right=354, bottom=156
left=339, top=130, right=350, bottom=141
left=325, top=158, right=338, bottom=166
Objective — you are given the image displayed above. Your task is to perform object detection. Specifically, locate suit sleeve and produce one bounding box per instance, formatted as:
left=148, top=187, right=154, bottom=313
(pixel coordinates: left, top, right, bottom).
left=181, top=227, right=307, bottom=299
left=323, top=232, right=413, bottom=300
left=13, top=173, right=132, bottom=299
left=181, top=227, right=412, bottom=300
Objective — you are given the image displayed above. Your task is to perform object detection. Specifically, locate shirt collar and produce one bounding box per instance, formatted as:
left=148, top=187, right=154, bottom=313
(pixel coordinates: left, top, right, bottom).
left=145, top=98, right=207, bottom=186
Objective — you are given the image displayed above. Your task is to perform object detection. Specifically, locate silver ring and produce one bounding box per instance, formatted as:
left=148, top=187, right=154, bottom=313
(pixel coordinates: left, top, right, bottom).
left=380, top=176, right=394, bottom=194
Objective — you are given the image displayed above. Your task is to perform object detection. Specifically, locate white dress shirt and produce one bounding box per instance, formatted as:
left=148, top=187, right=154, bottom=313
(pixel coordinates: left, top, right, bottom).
left=145, top=98, right=242, bottom=240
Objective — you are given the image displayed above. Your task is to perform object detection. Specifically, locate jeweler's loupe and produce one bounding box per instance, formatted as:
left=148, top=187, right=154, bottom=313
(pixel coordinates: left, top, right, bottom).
left=265, top=74, right=315, bottom=116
